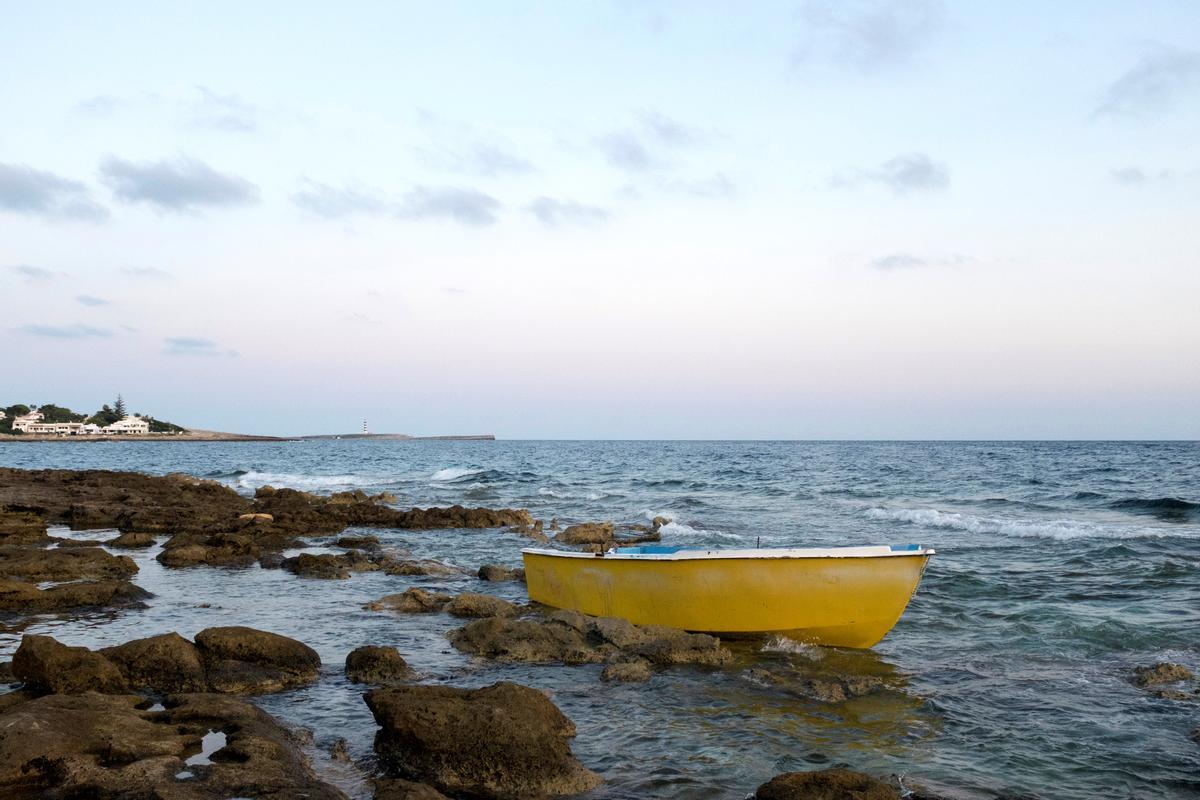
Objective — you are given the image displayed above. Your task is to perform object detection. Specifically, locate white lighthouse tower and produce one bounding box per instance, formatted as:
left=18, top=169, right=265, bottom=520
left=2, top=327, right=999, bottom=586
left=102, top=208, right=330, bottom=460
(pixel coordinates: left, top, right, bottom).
left=362, top=419, right=368, bottom=435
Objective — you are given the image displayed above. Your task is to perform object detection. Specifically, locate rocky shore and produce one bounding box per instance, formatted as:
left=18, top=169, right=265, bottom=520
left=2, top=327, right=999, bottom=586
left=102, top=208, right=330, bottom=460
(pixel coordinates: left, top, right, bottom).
left=1, top=466, right=1191, bottom=798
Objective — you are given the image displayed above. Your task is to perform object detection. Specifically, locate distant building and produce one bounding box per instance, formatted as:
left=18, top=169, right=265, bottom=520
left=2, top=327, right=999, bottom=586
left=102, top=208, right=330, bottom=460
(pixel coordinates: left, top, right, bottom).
left=104, top=416, right=150, bottom=435
left=11, top=410, right=45, bottom=432
left=0, top=410, right=6, bottom=420
left=23, top=422, right=86, bottom=435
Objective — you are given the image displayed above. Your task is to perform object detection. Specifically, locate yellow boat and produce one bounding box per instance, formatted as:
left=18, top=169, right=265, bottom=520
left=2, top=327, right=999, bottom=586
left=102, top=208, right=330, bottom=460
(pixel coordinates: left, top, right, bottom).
left=521, top=544, right=934, bottom=649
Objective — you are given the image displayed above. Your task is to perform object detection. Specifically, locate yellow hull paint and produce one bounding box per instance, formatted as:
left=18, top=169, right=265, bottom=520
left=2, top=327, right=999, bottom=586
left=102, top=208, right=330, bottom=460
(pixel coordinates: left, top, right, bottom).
left=522, top=551, right=930, bottom=648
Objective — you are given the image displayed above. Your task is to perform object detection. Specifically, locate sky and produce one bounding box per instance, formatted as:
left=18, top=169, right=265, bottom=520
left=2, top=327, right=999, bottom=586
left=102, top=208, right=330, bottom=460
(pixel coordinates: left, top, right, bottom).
left=2, top=1, right=1198, bottom=439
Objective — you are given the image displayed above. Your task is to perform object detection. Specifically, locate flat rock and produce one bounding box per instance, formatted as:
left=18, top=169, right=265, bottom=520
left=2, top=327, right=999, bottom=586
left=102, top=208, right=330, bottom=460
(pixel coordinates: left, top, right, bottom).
left=346, top=645, right=412, bottom=684
left=366, top=588, right=453, bottom=613
left=384, top=559, right=466, bottom=577
left=365, top=681, right=601, bottom=799
left=0, top=691, right=346, bottom=798
left=0, top=545, right=137, bottom=582
left=444, top=592, right=519, bottom=618
left=478, top=563, right=525, bottom=582
left=106, top=531, right=156, bottom=548
left=755, top=768, right=899, bottom=800
left=195, top=626, right=321, bottom=694
left=0, top=579, right=149, bottom=612
left=0, top=510, right=49, bottom=545
left=12, top=634, right=128, bottom=694
left=554, top=522, right=614, bottom=545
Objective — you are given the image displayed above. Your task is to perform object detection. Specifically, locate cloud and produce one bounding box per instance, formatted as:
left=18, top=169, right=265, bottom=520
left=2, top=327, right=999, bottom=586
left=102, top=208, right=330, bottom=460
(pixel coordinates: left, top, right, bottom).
left=0, top=162, right=109, bottom=221
left=596, top=131, right=660, bottom=172
left=1096, top=47, right=1200, bottom=118
left=99, top=156, right=260, bottom=212
left=832, top=152, right=949, bottom=194
left=293, top=179, right=387, bottom=218
left=663, top=172, right=736, bottom=198
left=396, top=186, right=501, bottom=226
left=164, top=336, right=237, bottom=357
left=870, top=252, right=971, bottom=270
left=795, top=0, right=944, bottom=71
left=122, top=266, right=173, bottom=280
left=192, top=86, right=257, bottom=132
left=6, top=264, right=66, bottom=282
left=636, top=110, right=707, bottom=147
left=527, top=197, right=610, bottom=227
left=416, top=142, right=535, bottom=178
left=73, top=95, right=124, bottom=118
left=76, top=294, right=111, bottom=307
left=18, top=323, right=113, bottom=338
left=1110, top=166, right=1178, bottom=186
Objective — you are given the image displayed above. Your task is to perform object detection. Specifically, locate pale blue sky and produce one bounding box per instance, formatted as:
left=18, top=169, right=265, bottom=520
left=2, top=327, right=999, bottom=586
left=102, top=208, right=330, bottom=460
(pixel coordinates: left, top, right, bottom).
left=2, top=1, right=1198, bottom=438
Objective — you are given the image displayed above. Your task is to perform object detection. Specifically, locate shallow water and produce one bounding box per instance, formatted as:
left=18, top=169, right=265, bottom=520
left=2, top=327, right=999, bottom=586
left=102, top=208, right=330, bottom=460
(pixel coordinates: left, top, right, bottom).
left=1, top=440, right=1198, bottom=799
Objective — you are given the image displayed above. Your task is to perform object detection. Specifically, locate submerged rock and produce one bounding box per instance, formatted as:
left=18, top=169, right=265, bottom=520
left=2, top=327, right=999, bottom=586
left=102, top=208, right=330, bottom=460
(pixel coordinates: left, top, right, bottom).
left=106, top=530, right=156, bottom=548
left=365, top=681, right=601, bottom=799
left=600, top=660, right=653, bottom=682
left=478, top=563, right=525, bottom=582
left=384, top=559, right=466, bottom=577
left=195, top=626, right=321, bottom=694
left=1132, top=662, right=1195, bottom=687
left=755, top=768, right=899, bottom=800
left=0, top=691, right=346, bottom=798
left=365, top=587, right=453, bottom=613
left=444, top=592, right=519, bottom=619
left=346, top=645, right=412, bottom=685
left=12, top=634, right=128, bottom=694
left=448, top=610, right=732, bottom=670
left=0, top=578, right=149, bottom=612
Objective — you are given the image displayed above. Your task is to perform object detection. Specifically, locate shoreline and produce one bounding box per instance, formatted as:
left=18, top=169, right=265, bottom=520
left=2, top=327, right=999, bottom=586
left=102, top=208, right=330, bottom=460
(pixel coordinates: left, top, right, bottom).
left=0, top=431, right=496, bottom=444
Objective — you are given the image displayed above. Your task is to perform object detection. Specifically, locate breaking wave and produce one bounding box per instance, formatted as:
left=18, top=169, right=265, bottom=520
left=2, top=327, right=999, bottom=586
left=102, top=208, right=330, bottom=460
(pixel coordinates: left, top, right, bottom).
left=231, top=471, right=391, bottom=492
left=640, top=510, right=744, bottom=542
left=430, top=467, right=486, bottom=482
left=864, top=506, right=1190, bottom=541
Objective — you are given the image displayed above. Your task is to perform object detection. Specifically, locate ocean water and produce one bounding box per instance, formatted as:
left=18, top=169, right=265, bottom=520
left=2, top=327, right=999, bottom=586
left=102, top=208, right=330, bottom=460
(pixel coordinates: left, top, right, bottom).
left=1, top=440, right=1197, bottom=799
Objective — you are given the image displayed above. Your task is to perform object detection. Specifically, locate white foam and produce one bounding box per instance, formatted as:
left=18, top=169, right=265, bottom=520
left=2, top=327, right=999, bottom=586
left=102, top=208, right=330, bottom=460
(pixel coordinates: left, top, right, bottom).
left=639, top=510, right=743, bottom=542
left=538, top=487, right=570, bottom=498
left=232, top=471, right=387, bottom=492
left=430, top=467, right=483, bottom=482
left=760, top=635, right=823, bottom=660
left=865, top=506, right=1189, bottom=541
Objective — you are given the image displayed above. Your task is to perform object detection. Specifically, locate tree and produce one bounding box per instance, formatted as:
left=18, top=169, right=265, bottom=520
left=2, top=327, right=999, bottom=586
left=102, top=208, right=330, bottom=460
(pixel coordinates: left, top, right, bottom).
left=114, top=394, right=127, bottom=418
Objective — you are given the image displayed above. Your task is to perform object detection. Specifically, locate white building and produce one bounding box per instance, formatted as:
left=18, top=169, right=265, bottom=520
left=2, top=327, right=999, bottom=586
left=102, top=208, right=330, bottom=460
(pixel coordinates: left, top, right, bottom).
left=23, top=422, right=87, bottom=435
left=104, top=416, right=150, bottom=435
left=11, top=410, right=45, bottom=432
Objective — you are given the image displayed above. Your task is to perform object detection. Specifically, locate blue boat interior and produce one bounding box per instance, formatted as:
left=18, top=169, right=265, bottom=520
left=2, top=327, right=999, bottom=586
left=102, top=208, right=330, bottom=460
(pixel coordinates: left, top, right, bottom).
left=612, top=545, right=704, bottom=555
left=889, top=543, right=922, bottom=551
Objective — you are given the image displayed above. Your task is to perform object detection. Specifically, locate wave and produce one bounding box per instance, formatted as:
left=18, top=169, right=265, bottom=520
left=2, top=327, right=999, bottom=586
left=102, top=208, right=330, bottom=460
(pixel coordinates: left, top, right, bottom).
left=231, top=471, right=391, bottom=492
left=1108, top=497, right=1199, bottom=520
left=537, top=487, right=570, bottom=499
left=430, top=467, right=485, bottom=482
left=865, top=506, right=1191, bottom=541
left=640, top=510, right=744, bottom=542
left=760, top=635, right=823, bottom=660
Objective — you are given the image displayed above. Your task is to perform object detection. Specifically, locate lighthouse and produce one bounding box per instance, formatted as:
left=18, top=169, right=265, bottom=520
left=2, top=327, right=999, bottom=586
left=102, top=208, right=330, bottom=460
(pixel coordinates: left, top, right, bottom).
left=362, top=419, right=368, bottom=435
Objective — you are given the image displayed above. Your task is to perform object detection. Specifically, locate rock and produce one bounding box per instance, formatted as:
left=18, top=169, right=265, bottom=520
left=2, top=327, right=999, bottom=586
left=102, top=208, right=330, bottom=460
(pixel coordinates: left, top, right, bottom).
left=106, top=530, right=156, bottom=548
left=1132, top=662, right=1195, bottom=687
left=478, top=563, right=525, bottom=582
left=331, top=737, right=352, bottom=763
left=238, top=512, right=274, bottom=522
left=0, top=578, right=150, bottom=612
left=555, top=522, right=614, bottom=545
left=0, top=691, right=347, bottom=798
left=448, top=611, right=732, bottom=668
left=384, top=559, right=465, bottom=577
left=375, top=778, right=453, bottom=800
left=101, top=632, right=207, bottom=693
left=755, top=768, right=899, bottom=800
left=444, top=592, right=519, bottom=618
left=282, top=552, right=352, bottom=579
left=652, top=515, right=671, bottom=530
left=346, top=645, right=412, bottom=684
left=0, top=510, right=49, bottom=544
left=194, top=626, right=321, bottom=694
left=12, top=634, right=128, bottom=694
left=365, top=681, right=601, bottom=799
left=0, top=545, right=137, bottom=582
left=338, top=534, right=381, bottom=549
left=366, top=588, right=452, bottom=613
left=746, top=668, right=889, bottom=703
left=549, top=518, right=559, bottom=531
left=601, top=660, right=653, bottom=682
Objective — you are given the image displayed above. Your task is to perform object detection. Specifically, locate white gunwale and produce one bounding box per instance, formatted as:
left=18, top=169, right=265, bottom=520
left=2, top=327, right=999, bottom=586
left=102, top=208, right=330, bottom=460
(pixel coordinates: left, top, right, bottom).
left=521, top=545, right=935, bottom=561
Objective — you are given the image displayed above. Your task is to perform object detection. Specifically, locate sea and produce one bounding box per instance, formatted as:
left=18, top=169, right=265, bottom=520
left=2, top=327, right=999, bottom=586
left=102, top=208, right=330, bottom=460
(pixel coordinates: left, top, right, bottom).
left=1, top=440, right=1197, bottom=799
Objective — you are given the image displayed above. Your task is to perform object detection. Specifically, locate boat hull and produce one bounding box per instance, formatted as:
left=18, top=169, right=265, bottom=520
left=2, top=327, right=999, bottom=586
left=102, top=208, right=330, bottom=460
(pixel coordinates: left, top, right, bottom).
left=522, top=549, right=930, bottom=648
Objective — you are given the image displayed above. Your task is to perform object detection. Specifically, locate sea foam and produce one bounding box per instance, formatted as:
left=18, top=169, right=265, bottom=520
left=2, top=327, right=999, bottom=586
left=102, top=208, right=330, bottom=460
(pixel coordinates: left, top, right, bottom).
left=865, top=506, right=1189, bottom=541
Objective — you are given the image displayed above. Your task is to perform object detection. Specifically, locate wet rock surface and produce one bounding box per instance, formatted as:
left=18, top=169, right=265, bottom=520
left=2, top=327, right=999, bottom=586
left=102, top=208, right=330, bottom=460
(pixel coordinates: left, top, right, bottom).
left=13, top=634, right=129, bottom=694
left=0, top=578, right=149, bottom=611
left=101, top=632, right=208, bottom=693
left=195, top=626, right=322, bottom=694
left=448, top=609, right=732, bottom=670
left=755, top=768, right=899, bottom=800
left=1132, top=662, right=1194, bottom=687
left=444, top=592, right=520, bottom=618
left=0, top=511, right=49, bottom=545
left=0, top=691, right=346, bottom=799
left=374, top=777, right=453, bottom=799
left=478, top=563, right=525, bottom=582
left=365, top=587, right=453, bottom=613
left=0, top=544, right=137, bottom=582
left=365, top=680, right=601, bottom=799
left=346, top=645, right=412, bottom=685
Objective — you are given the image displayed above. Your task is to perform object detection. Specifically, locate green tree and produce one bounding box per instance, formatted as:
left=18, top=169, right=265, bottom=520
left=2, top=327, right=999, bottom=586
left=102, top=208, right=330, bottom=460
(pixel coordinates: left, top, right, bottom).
left=114, top=394, right=127, bottom=418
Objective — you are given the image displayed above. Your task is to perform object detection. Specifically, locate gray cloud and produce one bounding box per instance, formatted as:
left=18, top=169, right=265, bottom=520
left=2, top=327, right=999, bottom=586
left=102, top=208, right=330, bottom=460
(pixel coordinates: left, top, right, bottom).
left=636, top=111, right=707, bottom=147
left=18, top=323, right=113, bottom=338
left=870, top=252, right=971, bottom=270
left=293, top=179, right=387, bottom=218
left=596, top=131, right=660, bottom=172
left=796, top=0, right=945, bottom=70
left=7, top=264, right=66, bottom=282
left=1110, top=166, right=1179, bottom=186
left=416, top=143, right=535, bottom=178
left=527, top=197, right=610, bottom=227
left=164, top=336, right=237, bottom=357
left=73, top=95, right=124, bottom=118
left=193, top=86, right=257, bottom=132
left=396, top=186, right=501, bottom=226
left=1096, top=47, right=1200, bottom=118
left=832, top=152, right=949, bottom=194
left=99, top=156, right=260, bottom=212
left=0, top=162, right=109, bottom=221
left=76, top=294, right=111, bottom=306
